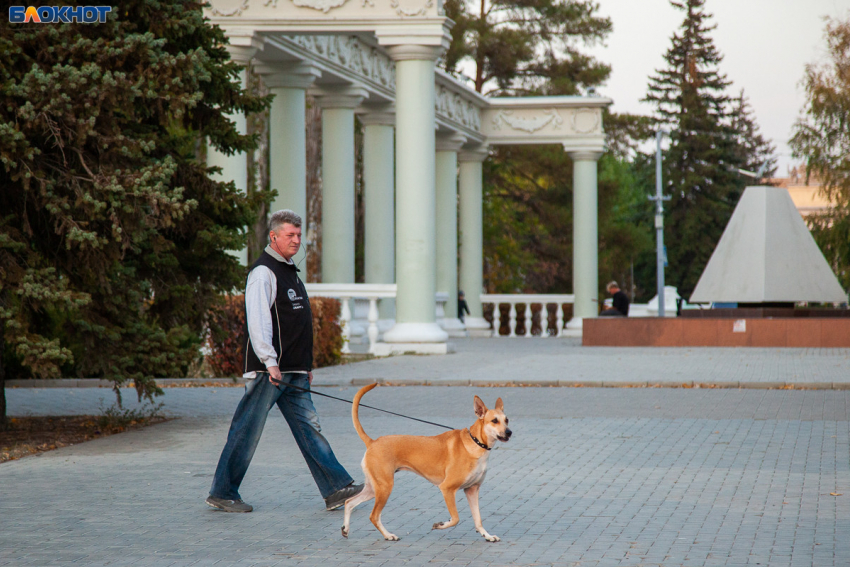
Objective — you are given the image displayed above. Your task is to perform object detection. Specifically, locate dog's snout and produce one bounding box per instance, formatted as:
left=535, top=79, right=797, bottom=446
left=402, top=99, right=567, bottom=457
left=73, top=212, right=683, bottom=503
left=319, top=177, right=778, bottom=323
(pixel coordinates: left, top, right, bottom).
left=505, top=428, right=512, bottom=439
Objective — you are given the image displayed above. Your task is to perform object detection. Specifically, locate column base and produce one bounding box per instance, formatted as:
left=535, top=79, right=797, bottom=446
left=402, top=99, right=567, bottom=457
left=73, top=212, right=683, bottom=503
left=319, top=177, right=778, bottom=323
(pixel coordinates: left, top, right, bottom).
left=562, top=317, right=586, bottom=337
left=463, top=316, right=492, bottom=338
left=382, top=322, right=448, bottom=343
left=440, top=317, right=468, bottom=338
left=371, top=342, right=455, bottom=357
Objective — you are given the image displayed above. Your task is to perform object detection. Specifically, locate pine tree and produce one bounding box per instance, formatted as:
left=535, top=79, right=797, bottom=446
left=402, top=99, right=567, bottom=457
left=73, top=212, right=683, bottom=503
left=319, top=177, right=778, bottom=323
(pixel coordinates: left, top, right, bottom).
left=0, top=1, right=270, bottom=427
left=443, top=0, right=612, bottom=95
left=643, top=0, right=764, bottom=298
left=790, top=15, right=850, bottom=291
left=730, top=90, right=776, bottom=179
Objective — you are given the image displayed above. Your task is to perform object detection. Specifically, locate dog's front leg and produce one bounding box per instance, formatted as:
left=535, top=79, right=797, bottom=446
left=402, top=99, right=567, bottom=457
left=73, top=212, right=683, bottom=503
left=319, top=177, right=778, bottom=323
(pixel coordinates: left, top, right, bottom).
left=432, top=483, right=461, bottom=531
left=464, top=485, right=500, bottom=542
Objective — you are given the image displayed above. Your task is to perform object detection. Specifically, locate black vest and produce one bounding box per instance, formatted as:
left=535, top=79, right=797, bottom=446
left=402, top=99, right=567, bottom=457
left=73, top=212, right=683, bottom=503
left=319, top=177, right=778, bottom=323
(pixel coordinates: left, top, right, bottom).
left=243, top=252, right=313, bottom=373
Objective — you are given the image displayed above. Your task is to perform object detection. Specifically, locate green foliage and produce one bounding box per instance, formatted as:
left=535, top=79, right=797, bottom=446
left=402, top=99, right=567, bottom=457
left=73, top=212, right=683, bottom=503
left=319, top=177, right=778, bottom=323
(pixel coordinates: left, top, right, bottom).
left=457, top=1, right=656, bottom=297
left=790, top=15, right=850, bottom=291
left=0, top=1, right=270, bottom=415
left=483, top=147, right=655, bottom=296
left=443, top=0, right=612, bottom=96
left=642, top=0, right=774, bottom=298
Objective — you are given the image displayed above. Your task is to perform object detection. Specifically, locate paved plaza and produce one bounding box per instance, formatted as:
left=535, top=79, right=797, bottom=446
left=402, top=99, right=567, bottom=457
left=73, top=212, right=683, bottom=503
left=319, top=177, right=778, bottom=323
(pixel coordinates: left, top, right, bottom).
left=2, top=339, right=849, bottom=566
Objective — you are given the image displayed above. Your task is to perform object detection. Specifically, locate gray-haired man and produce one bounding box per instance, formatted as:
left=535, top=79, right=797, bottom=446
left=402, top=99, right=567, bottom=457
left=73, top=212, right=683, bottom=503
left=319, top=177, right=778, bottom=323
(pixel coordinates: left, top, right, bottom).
left=206, top=210, right=363, bottom=513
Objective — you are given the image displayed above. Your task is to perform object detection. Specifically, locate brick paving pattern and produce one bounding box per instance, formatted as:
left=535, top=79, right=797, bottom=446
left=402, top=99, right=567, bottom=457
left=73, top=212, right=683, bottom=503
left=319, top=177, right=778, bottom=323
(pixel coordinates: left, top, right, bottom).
left=2, top=340, right=849, bottom=566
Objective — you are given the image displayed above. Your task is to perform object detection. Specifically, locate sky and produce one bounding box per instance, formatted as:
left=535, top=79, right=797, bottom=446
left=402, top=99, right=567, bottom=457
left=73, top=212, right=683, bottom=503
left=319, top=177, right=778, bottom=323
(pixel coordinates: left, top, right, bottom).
left=586, top=0, right=849, bottom=174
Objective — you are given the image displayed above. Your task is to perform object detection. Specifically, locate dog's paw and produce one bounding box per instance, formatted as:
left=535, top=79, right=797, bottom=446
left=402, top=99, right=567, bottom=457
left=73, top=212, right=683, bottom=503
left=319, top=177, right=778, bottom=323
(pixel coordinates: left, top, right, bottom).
left=384, top=533, right=400, bottom=541
left=432, top=521, right=452, bottom=530
left=484, top=534, right=500, bottom=542
left=341, top=526, right=349, bottom=538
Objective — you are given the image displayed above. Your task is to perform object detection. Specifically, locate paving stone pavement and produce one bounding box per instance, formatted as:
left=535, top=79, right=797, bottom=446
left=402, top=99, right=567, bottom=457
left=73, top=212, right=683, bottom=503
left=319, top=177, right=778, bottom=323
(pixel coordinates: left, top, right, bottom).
left=3, top=341, right=850, bottom=566
left=312, top=338, right=850, bottom=389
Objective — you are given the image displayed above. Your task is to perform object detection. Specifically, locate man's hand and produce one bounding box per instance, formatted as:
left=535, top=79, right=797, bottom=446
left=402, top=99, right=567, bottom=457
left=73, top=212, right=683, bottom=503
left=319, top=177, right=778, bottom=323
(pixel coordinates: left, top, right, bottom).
left=308, top=371, right=313, bottom=385
left=268, top=366, right=283, bottom=386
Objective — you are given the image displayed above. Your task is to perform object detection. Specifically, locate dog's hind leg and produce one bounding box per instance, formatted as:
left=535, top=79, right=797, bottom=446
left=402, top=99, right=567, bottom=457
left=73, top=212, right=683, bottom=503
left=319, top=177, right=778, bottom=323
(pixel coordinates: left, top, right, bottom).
left=464, top=485, right=500, bottom=542
left=342, top=480, right=375, bottom=538
left=432, top=483, right=461, bottom=530
left=369, top=472, right=399, bottom=541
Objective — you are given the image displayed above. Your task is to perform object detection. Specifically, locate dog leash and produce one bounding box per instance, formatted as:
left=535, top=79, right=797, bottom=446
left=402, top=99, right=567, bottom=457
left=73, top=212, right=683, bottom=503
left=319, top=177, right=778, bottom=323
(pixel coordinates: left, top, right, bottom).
left=273, top=379, right=455, bottom=431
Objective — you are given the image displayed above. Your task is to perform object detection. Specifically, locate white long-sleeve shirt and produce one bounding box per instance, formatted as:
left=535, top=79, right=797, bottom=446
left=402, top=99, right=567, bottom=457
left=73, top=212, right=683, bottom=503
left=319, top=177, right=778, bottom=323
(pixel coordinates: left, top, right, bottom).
left=243, top=245, right=308, bottom=379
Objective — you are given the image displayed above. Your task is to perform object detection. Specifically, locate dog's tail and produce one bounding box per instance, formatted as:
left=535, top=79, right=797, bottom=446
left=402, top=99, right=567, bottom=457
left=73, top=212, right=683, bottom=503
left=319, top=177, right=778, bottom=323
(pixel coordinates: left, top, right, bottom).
left=352, top=383, right=378, bottom=446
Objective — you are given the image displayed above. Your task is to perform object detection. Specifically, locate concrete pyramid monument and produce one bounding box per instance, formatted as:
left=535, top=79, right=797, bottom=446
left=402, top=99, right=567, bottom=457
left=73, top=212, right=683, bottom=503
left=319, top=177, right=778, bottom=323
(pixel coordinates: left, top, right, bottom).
left=689, top=185, right=847, bottom=304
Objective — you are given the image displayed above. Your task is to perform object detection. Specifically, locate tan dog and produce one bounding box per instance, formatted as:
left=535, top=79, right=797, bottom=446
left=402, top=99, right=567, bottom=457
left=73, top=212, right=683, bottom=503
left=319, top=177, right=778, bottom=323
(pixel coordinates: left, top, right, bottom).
left=341, top=383, right=512, bottom=542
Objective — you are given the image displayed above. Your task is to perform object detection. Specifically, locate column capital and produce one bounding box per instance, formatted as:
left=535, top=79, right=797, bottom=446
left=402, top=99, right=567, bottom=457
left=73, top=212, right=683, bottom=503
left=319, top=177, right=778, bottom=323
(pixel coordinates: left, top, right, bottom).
left=458, top=145, right=490, bottom=163
left=254, top=63, right=321, bottom=89
left=357, top=104, right=395, bottom=126
left=224, top=34, right=263, bottom=66
left=436, top=132, right=467, bottom=152
left=385, top=45, right=444, bottom=62
left=566, top=148, right=604, bottom=161
left=311, top=86, right=369, bottom=109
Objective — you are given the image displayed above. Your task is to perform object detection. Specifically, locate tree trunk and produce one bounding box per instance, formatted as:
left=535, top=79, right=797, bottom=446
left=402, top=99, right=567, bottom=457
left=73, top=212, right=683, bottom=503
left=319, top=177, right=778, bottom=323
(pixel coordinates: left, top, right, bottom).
left=305, top=96, right=323, bottom=282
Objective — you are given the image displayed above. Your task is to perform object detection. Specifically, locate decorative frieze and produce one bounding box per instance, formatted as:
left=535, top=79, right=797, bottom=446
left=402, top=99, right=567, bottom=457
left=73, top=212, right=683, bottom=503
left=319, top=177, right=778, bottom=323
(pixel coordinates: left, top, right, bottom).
left=208, top=0, right=440, bottom=18
left=290, top=35, right=395, bottom=90
left=490, top=109, right=563, bottom=133
left=435, top=85, right=481, bottom=131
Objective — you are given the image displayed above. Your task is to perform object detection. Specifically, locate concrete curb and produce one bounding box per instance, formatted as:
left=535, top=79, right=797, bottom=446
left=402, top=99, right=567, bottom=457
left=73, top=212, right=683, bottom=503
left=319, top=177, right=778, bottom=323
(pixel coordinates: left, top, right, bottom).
left=9, top=378, right=850, bottom=390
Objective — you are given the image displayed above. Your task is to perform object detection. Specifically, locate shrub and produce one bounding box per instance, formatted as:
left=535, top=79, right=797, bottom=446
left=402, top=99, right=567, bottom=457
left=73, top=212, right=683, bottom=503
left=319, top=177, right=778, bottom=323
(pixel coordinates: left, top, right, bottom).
left=206, top=295, right=247, bottom=379
left=206, top=294, right=344, bottom=377
left=310, top=297, right=344, bottom=368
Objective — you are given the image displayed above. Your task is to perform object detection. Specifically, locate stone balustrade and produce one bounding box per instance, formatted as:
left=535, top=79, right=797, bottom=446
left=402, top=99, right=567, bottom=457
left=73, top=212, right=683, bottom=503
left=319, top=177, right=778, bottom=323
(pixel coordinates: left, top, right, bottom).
left=305, top=283, right=396, bottom=355
left=482, top=294, right=576, bottom=338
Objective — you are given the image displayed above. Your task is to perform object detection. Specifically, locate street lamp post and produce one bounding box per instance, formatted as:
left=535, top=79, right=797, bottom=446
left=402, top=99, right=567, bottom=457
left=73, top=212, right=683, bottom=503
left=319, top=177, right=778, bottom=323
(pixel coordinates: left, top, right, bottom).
left=648, top=130, right=671, bottom=318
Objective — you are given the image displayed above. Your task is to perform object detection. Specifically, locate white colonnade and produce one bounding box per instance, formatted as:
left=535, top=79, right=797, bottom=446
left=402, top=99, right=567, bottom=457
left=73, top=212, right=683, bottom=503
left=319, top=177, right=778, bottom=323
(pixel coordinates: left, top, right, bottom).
left=360, top=108, right=396, bottom=320
left=203, top=4, right=610, bottom=349
left=381, top=46, right=449, bottom=350
left=435, top=133, right=467, bottom=337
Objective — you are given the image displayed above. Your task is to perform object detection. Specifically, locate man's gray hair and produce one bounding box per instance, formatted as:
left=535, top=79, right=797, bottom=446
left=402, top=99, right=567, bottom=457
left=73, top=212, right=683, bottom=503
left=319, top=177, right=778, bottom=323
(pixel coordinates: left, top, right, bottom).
left=607, top=280, right=619, bottom=290
left=269, top=209, right=302, bottom=232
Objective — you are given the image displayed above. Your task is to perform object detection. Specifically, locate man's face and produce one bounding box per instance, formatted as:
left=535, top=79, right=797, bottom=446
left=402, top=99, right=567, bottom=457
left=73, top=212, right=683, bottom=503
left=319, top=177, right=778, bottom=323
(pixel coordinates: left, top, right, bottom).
left=270, top=223, right=301, bottom=260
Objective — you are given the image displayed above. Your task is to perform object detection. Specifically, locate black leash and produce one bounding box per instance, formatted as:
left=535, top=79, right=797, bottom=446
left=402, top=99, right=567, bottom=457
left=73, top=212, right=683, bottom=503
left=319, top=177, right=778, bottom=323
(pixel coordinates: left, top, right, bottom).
left=274, top=379, right=456, bottom=431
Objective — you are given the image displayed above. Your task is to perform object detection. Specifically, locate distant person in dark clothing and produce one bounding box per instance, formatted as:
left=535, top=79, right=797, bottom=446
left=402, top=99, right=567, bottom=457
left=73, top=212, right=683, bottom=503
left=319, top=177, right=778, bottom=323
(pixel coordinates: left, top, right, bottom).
left=600, top=281, right=629, bottom=317
left=458, top=290, right=471, bottom=323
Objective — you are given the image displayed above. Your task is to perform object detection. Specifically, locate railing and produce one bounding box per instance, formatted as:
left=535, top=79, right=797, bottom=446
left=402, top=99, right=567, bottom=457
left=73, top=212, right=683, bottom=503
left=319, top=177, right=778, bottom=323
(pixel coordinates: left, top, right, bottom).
left=305, top=283, right=396, bottom=355
left=482, top=294, right=575, bottom=337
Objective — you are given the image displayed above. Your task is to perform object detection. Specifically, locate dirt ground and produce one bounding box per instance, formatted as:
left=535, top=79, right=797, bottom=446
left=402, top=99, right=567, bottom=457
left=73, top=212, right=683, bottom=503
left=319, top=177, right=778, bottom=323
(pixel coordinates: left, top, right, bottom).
left=0, top=415, right=169, bottom=463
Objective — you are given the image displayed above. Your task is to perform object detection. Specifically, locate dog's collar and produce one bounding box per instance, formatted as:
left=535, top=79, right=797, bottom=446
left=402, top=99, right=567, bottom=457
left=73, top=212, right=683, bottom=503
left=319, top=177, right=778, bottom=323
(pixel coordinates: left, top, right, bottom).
left=468, top=430, right=491, bottom=451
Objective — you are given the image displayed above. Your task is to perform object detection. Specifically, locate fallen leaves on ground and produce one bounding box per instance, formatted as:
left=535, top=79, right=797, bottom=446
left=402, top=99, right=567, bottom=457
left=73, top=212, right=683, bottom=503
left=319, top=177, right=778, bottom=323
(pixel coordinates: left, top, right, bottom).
left=1, top=415, right=168, bottom=463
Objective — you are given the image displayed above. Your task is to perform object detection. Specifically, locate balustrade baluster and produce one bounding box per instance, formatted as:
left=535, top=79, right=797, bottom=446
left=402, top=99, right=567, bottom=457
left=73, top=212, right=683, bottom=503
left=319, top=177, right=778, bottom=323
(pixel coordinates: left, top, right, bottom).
left=367, top=297, right=379, bottom=354
left=508, top=302, right=517, bottom=337
left=340, top=297, right=352, bottom=354
left=555, top=303, right=564, bottom=337
left=524, top=304, right=533, bottom=337
left=540, top=304, right=549, bottom=337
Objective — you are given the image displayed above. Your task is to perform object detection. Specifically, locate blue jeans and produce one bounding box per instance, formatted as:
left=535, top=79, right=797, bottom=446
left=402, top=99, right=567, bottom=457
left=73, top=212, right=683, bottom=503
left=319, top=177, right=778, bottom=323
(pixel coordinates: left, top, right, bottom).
left=210, top=372, right=354, bottom=500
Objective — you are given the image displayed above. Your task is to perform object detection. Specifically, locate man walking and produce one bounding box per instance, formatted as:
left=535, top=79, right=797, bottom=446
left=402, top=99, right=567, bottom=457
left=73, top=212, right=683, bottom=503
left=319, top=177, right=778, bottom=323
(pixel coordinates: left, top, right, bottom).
left=206, top=209, right=363, bottom=513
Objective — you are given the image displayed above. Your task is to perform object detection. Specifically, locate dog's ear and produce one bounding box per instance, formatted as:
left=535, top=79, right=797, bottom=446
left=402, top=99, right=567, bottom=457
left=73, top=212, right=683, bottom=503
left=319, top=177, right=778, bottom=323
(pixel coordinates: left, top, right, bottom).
left=495, top=398, right=503, bottom=411
left=473, top=396, right=487, bottom=418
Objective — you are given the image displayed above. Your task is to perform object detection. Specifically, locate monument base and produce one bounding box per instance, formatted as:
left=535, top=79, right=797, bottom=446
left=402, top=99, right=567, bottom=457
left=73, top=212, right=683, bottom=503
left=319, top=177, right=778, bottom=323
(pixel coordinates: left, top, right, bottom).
left=583, top=317, right=850, bottom=347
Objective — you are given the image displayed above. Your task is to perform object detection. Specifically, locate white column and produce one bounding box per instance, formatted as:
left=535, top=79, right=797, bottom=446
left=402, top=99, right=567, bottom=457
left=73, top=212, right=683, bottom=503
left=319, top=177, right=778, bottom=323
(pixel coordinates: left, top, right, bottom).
left=313, top=88, right=366, bottom=283
left=206, top=45, right=257, bottom=266
left=257, top=65, right=320, bottom=268
left=458, top=146, right=491, bottom=338
left=360, top=109, right=396, bottom=321
left=381, top=46, right=448, bottom=347
left=436, top=133, right=467, bottom=337
left=566, top=150, right=603, bottom=331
